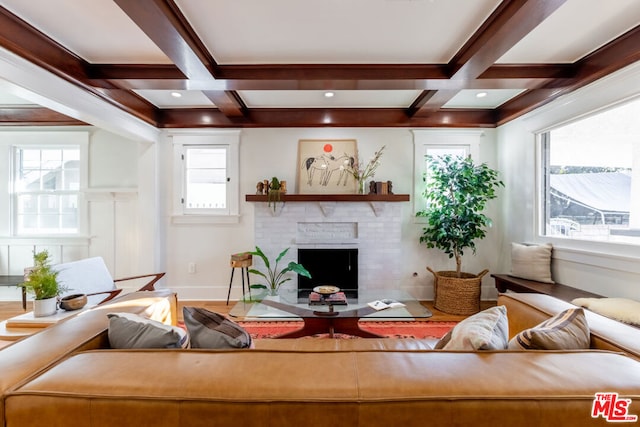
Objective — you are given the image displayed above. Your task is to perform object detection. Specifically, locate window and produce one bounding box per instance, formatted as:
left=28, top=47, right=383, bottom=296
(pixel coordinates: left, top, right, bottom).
left=412, top=130, right=481, bottom=216
left=13, top=146, right=80, bottom=235
left=540, top=97, right=640, bottom=244
left=182, top=146, right=228, bottom=212
left=172, top=131, right=240, bottom=223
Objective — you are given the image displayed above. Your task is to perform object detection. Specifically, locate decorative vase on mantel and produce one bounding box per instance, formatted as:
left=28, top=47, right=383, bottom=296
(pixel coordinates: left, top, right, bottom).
left=357, top=178, right=367, bottom=195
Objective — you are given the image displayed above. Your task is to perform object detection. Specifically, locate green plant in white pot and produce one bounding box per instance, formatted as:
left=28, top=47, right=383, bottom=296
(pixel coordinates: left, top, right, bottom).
left=249, top=246, right=311, bottom=297
left=20, top=250, right=68, bottom=317
left=416, top=154, right=503, bottom=315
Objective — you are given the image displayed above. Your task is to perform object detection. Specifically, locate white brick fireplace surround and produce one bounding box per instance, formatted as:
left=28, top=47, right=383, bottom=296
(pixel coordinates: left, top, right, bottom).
left=253, top=200, right=404, bottom=293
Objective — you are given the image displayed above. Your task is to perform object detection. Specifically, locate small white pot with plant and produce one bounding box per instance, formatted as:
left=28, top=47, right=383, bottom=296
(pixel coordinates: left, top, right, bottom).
left=20, top=250, right=68, bottom=317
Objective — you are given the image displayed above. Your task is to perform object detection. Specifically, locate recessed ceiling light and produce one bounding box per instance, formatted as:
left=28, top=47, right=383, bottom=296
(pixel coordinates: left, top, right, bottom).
left=476, top=92, right=488, bottom=98
left=171, top=92, right=182, bottom=98
left=324, top=92, right=335, bottom=98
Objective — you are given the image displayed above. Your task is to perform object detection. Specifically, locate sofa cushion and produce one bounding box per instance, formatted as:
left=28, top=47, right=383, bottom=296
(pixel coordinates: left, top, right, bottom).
left=435, top=305, right=508, bottom=350
left=107, top=312, right=189, bottom=349
left=183, top=307, right=253, bottom=349
left=508, top=307, right=589, bottom=350
left=510, top=242, right=554, bottom=283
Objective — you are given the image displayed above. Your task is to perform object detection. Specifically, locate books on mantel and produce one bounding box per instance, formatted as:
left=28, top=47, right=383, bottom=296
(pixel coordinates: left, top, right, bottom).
left=308, top=291, right=348, bottom=306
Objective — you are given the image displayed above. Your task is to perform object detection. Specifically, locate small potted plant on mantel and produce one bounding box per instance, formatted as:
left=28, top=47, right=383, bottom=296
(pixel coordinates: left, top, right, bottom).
left=20, top=250, right=68, bottom=317
left=417, top=154, right=503, bottom=315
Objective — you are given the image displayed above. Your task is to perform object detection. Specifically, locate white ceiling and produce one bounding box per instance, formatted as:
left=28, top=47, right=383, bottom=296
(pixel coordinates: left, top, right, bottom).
left=0, top=0, right=638, bottom=112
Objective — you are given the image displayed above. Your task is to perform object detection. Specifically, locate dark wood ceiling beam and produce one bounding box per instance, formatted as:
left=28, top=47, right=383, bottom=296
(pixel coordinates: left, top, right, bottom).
left=496, top=25, right=640, bottom=125
left=101, top=76, right=556, bottom=91
left=113, top=0, right=247, bottom=118
left=92, top=63, right=564, bottom=90
left=113, top=0, right=215, bottom=81
left=202, top=90, right=247, bottom=117
left=158, top=108, right=496, bottom=128
left=0, top=6, right=159, bottom=125
left=450, top=0, right=568, bottom=81
left=413, top=0, right=567, bottom=114
left=0, top=107, right=86, bottom=126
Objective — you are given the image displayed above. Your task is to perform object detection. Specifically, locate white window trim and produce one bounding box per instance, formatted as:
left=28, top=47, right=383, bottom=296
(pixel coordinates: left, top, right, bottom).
left=170, top=130, right=240, bottom=225
left=10, top=131, right=89, bottom=237
left=525, top=61, right=640, bottom=263
left=412, top=130, right=482, bottom=221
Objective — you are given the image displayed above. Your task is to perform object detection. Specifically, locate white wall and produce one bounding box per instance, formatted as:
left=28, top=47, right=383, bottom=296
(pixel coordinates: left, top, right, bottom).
left=4, top=65, right=640, bottom=303
left=159, top=127, right=503, bottom=301
left=495, top=61, right=640, bottom=300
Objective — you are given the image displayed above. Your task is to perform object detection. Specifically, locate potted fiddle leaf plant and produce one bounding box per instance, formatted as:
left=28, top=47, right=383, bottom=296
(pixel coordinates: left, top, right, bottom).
left=20, top=250, right=68, bottom=317
left=249, top=246, right=311, bottom=297
left=417, top=154, right=503, bottom=315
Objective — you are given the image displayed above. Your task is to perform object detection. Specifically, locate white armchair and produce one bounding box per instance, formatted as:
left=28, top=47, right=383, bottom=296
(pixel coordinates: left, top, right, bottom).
left=53, top=257, right=165, bottom=306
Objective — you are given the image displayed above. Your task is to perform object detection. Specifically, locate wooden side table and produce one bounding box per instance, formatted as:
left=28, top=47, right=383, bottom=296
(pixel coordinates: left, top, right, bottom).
left=227, top=253, right=252, bottom=305
left=0, top=308, right=84, bottom=341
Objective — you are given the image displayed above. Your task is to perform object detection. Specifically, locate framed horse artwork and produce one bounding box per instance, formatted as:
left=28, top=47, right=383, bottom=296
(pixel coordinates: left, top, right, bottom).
left=297, top=139, right=358, bottom=194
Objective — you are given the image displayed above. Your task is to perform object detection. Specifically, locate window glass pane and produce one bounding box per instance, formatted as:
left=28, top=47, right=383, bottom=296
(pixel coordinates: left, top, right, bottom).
left=21, top=149, right=41, bottom=169
left=543, top=98, right=640, bottom=244
left=19, top=214, right=38, bottom=232
left=184, top=146, right=227, bottom=212
left=63, top=170, right=80, bottom=190
left=13, top=146, right=80, bottom=234
left=41, top=149, right=62, bottom=169
left=187, top=148, right=226, bottom=168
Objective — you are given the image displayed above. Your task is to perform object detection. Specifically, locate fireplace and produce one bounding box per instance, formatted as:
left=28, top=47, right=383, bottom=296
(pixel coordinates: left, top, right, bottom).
left=252, top=200, right=403, bottom=294
left=297, top=248, right=358, bottom=299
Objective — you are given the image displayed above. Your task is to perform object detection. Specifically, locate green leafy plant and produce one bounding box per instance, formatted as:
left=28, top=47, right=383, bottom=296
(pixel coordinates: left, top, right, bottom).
left=267, top=176, right=283, bottom=211
left=20, top=250, right=67, bottom=300
left=249, top=246, right=311, bottom=296
left=417, top=155, right=503, bottom=277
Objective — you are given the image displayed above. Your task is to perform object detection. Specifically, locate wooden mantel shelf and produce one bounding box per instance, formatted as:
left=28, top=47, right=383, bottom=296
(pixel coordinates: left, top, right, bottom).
left=246, top=193, right=409, bottom=216
left=245, top=194, right=409, bottom=202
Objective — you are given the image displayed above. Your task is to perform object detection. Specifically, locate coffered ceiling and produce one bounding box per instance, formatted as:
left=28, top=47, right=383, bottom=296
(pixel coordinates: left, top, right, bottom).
left=0, top=0, right=638, bottom=128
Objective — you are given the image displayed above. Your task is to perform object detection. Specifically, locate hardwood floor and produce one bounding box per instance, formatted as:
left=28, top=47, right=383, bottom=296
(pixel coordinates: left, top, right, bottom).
left=0, top=299, right=496, bottom=323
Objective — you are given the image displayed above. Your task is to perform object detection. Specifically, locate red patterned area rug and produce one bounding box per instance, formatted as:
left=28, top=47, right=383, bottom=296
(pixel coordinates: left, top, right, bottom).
left=237, top=321, right=457, bottom=339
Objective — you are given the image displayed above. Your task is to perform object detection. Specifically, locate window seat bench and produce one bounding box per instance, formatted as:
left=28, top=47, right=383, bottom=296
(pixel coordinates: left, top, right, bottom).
left=492, top=273, right=603, bottom=303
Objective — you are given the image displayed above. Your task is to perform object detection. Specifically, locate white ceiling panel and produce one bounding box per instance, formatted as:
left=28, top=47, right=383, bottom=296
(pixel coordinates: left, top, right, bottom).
left=0, top=90, right=33, bottom=105
left=134, top=90, right=216, bottom=108
left=443, top=89, right=526, bottom=109
left=499, top=0, right=640, bottom=63
left=0, top=0, right=171, bottom=64
left=238, top=90, right=422, bottom=108
left=176, top=0, right=502, bottom=64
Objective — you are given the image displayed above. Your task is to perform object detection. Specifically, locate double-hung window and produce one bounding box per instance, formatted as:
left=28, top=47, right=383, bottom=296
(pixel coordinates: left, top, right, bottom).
left=13, top=145, right=81, bottom=235
left=172, top=131, right=240, bottom=223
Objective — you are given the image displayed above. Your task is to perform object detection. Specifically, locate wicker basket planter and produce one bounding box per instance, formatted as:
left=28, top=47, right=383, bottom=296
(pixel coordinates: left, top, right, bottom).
left=427, top=267, right=489, bottom=315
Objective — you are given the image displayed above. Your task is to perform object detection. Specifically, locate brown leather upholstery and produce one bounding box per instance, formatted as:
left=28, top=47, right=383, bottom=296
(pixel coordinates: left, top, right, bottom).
left=0, top=290, right=176, bottom=427
left=498, top=292, right=640, bottom=360
left=5, top=350, right=640, bottom=427
left=1, top=291, right=639, bottom=427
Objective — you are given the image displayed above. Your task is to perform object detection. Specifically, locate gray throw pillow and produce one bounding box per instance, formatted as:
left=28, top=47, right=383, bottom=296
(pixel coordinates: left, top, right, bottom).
left=107, top=312, right=190, bottom=349
left=435, top=305, right=509, bottom=351
left=183, top=307, right=253, bottom=349
left=508, top=307, right=590, bottom=350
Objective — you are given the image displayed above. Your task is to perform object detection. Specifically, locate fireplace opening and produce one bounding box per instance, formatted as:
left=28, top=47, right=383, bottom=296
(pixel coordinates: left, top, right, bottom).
left=297, top=248, right=358, bottom=299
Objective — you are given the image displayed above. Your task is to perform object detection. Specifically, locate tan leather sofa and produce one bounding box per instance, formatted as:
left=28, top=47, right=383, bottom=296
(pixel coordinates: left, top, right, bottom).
left=1, top=291, right=639, bottom=427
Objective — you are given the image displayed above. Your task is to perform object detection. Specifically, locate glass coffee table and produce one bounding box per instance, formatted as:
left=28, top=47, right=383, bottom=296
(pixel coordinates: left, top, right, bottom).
left=229, top=288, right=432, bottom=338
